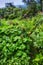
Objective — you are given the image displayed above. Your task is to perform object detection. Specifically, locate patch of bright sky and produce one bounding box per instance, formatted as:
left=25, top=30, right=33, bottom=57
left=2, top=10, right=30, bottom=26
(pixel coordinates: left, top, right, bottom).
left=0, top=0, right=24, bottom=8
left=0, top=0, right=40, bottom=8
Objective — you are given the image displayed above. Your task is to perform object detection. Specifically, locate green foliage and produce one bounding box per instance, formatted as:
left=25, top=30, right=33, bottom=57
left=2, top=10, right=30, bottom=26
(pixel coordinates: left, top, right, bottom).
left=0, top=2, right=41, bottom=20
left=0, top=14, right=43, bottom=65
left=0, top=7, right=22, bottom=19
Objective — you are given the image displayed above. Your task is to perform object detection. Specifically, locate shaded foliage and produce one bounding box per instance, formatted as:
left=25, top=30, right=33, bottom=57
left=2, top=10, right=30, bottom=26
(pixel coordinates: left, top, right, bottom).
left=0, top=1, right=41, bottom=20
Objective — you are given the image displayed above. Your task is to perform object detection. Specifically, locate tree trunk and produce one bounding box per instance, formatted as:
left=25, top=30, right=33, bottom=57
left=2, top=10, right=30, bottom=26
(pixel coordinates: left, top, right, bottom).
left=42, top=0, right=43, bottom=12
left=40, top=0, right=43, bottom=12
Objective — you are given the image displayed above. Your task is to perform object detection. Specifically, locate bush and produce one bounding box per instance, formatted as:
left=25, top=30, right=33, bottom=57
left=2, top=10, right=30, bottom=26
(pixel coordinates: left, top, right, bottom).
left=0, top=15, right=43, bottom=65
left=0, top=7, right=22, bottom=19
left=0, top=3, right=41, bottom=20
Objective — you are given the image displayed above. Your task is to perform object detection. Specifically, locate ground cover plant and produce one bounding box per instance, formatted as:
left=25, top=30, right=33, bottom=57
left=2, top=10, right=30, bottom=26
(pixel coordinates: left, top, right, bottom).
left=0, top=14, right=43, bottom=65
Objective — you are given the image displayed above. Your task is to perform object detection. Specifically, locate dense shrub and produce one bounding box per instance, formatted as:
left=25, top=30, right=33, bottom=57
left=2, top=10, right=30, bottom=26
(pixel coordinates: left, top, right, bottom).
left=0, top=3, right=41, bottom=20
left=0, top=7, right=22, bottom=19
left=0, top=15, right=43, bottom=65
